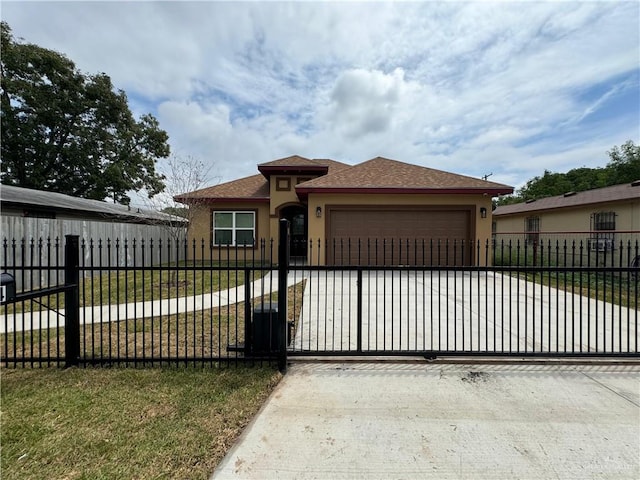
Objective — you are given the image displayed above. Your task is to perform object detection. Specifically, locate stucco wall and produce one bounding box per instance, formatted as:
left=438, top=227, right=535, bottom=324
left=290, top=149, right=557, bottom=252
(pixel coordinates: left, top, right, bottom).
left=185, top=188, right=500, bottom=266
left=186, top=202, right=271, bottom=262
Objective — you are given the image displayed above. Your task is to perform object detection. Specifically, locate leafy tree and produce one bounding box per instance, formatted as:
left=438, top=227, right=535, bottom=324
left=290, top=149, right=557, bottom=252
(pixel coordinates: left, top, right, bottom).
left=496, top=140, right=639, bottom=206
left=606, top=140, right=640, bottom=185
left=0, top=22, right=169, bottom=204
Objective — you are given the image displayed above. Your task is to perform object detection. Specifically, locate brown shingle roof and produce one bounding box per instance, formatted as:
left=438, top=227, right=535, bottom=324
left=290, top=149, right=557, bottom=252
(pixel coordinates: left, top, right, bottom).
left=174, top=174, right=269, bottom=204
left=296, top=157, right=513, bottom=195
left=257, top=155, right=349, bottom=177
left=258, top=155, right=314, bottom=167
left=311, top=158, right=352, bottom=173
left=175, top=156, right=515, bottom=203
left=493, top=182, right=640, bottom=216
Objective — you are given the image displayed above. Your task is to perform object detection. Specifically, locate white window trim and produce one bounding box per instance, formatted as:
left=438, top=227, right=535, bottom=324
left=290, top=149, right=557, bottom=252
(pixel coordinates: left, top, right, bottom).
left=213, top=211, right=256, bottom=247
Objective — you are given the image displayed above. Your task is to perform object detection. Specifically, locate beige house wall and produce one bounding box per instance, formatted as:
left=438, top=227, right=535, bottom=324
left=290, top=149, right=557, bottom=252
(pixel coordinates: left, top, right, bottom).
left=493, top=199, right=640, bottom=266
left=306, top=193, right=494, bottom=265
left=494, top=199, right=640, bottom=234
left=185, top=184, right=505, bottom=266
left=268, top=174, right=318, bottom=215
left=186, top=202, right=270, bottom=261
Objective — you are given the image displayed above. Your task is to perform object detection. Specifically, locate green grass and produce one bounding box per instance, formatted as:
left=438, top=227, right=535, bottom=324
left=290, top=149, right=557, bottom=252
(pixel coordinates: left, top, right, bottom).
left=518, top=271, right=638, bottom=310
left=492, top=249, right=638, bottom=309
left=1, top=366, right=281, bottom=480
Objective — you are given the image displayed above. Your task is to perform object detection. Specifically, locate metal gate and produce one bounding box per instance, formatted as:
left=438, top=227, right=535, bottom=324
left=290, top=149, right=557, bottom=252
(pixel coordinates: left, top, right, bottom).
left=286, top=239, right=639, bottom=359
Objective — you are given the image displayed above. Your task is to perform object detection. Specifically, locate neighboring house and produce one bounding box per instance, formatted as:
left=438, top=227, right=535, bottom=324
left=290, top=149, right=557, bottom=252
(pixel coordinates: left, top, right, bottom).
left=1, top=184, right=187, bottom=250
left=492, top=181, right=640, bottom=263
left=1, top=184, right=188, bottom=287
left=1, top=185, right=179, bottom=220
left=175, top=155, right=513, bottom=266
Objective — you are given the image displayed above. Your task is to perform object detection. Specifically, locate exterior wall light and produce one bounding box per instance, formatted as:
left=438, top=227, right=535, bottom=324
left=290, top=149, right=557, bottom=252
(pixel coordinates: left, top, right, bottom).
left=480, top=207, right=487, bottom=218
left=315, top=206, right=322, bottom=218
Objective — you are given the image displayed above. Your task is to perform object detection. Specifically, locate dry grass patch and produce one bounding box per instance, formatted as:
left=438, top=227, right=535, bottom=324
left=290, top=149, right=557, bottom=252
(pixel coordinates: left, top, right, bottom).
left=2, top=281, right=306, bottom=364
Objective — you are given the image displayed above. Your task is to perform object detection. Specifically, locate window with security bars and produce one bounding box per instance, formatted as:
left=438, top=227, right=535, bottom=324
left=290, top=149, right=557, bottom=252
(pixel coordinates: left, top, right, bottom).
left=590, top=211, right=616, bottom=251
left=212, top=211, right=255, bottom=246
left=525, top=216, right=540, bottom=245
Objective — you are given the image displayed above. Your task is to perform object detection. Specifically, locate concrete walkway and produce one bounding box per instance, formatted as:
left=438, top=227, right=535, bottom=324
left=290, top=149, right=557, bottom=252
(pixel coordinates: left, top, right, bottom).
left=212, top=361, right=640, bottom=480
left=1, top=271, right=301, bottom=333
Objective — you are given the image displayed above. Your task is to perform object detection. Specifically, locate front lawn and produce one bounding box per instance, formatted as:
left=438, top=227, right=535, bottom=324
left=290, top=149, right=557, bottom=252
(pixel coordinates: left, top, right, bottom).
left=1, top=366, right=280, bottom=480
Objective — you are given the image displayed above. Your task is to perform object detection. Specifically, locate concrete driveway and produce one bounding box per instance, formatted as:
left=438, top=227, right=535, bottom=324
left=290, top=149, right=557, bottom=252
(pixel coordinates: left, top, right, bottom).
left=212, top=361, right=640, bottom=480
left=290, top=270, right=638, bottom=354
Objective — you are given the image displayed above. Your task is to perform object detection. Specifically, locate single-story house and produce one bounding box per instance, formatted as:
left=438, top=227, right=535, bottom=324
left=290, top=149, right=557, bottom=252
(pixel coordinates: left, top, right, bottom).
left=492, top=181, right=640, bottom=257
left=175, top=155, right=513, bottom=266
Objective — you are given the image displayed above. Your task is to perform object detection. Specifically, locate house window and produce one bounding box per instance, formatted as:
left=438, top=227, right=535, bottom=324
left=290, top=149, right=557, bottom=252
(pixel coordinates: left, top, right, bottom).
left=525, top=216, right=539, bottom=245
left=591, top=211, right=615, bottom=250
left=592, top=211, right=615, bottom=232
left=213, top=211, right=255, bottom=246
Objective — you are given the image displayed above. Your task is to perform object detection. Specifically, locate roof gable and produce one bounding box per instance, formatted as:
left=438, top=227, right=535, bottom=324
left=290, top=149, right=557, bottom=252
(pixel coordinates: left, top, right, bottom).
left=493, top=181, right=640, bottom=216
left=296, top=157, right=513, bottom=195
left=257, top=155, right=349, bottom=178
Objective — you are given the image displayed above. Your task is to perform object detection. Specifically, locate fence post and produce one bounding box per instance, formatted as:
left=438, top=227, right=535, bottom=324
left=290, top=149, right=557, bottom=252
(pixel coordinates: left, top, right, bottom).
left=277, top=219, right=289, bottom=373
left=244, top=267, right=252, bottom=356
left=356, top=268, right=363, bottom=353
left=64, top=235, right=80, bottom=368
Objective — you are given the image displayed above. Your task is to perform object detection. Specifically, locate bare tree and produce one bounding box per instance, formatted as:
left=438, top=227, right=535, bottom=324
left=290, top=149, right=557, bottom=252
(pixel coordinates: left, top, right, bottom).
left=144, top=154, right=216, bottom=266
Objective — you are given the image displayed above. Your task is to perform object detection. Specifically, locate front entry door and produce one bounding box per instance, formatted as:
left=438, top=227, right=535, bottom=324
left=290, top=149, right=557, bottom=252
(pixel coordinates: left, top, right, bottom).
left=281, top=206, right=307, bottom=259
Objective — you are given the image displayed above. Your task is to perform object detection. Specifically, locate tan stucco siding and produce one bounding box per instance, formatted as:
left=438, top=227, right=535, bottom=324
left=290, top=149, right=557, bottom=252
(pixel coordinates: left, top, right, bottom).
left=269, top=175, right=318, bottom=214
left=307, top=193, right=494, bottom=265
left=186, top=202, right=270, bottom=261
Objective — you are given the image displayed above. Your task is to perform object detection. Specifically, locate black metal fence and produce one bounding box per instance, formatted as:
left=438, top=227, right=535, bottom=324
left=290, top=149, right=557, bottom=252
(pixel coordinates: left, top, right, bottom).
left=1, top=234, right=290, bottom=369
left=2, top=231, right=639, bottom=368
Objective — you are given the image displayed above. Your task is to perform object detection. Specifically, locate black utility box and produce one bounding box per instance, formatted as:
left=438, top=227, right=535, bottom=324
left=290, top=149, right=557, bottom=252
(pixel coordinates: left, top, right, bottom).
left=1, top=273, right=16, bottom=305
left=252, top=302, right=280, bottom=354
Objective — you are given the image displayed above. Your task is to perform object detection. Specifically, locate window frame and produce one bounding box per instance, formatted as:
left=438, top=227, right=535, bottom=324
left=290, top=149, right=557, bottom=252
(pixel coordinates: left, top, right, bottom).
left=212, top=210, right=256, bottom=247
left=525, top=216, right=540, bottom=245
left=592, top=211, right=616, bottom=233
left=590, top=211, right=616, bottom=250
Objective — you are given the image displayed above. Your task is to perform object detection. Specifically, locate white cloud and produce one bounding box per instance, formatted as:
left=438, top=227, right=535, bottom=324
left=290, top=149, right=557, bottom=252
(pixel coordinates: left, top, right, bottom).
left=324, top=68, right=406, bottom=138
left=2, top=0, right=638, bottom=191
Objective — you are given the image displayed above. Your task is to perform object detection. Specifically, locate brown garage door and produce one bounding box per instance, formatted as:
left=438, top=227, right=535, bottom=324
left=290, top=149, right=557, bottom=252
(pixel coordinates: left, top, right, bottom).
left=328, top=208, right=473, bottom=266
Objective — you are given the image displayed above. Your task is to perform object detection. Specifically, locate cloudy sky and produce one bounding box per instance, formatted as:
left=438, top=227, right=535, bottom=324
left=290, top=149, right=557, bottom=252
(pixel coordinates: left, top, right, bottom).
left=3, top=1, right=639, bottom=197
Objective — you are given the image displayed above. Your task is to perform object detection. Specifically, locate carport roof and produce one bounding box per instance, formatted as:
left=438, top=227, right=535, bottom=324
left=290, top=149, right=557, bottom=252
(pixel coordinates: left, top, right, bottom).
left=0, top=184, right=182, bottom=223
left=296, top=157, right=513, bottom=197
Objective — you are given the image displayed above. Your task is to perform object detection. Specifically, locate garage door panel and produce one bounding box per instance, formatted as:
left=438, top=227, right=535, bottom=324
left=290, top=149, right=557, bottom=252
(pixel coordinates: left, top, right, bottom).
left=329, top=209, right=472, bottom=266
